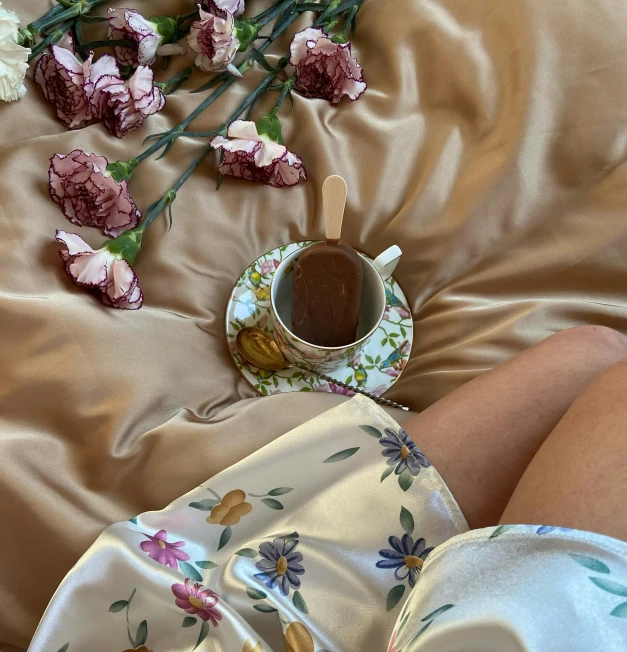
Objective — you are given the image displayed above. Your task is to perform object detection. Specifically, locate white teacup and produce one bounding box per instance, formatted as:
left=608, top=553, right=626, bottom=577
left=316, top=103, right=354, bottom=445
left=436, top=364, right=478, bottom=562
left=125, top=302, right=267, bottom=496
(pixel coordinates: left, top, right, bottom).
left=270, top=244, right=402, bottom=373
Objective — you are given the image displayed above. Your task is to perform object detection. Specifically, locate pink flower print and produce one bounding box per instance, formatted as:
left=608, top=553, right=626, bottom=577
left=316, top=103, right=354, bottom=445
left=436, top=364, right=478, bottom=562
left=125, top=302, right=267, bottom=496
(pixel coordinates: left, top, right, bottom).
left=172, top=579, right=222, bottom=626
left=258, top=313, right=268, bottom=329
left=328, top=383, right=355, bottom=396
left=140, top=529, right=190, bottom=569
left=259, top=259, right=275, bottom=276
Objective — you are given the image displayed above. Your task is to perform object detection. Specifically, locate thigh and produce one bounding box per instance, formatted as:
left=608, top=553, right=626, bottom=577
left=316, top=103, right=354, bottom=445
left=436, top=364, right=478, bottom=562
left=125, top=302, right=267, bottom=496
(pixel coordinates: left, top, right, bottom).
left=404, top=326, right=627, bottom=529
left=501, top=356, right=627, bottom=541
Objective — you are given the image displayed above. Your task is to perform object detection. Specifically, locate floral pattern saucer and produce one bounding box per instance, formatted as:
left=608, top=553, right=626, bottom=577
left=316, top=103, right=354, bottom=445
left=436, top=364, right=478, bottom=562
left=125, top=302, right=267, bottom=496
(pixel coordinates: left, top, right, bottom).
left=226, top=241, right=414, bottom=397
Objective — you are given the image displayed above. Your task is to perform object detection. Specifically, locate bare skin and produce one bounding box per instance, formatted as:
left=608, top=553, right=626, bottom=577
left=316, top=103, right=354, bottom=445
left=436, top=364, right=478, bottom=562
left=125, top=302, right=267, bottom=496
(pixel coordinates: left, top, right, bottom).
left=403, top=325, right=627, bottom=531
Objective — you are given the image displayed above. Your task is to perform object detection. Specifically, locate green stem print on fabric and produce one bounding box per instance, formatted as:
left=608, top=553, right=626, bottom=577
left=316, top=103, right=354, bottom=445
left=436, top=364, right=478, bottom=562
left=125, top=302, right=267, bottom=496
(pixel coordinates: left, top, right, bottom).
left=109, top=588, right=149, bottom=650
left=570, top=552, right=627, bottom=617
left=322, top=447, right=360, bottom=463
left=56, top=645, right=69, bottom=652
left=407, top=604, right=455, bottom=645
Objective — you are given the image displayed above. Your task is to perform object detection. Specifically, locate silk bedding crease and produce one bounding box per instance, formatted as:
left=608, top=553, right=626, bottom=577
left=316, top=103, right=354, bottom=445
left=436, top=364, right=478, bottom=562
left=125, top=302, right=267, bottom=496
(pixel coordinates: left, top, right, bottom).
left=2, top=0, right=627, bottom=648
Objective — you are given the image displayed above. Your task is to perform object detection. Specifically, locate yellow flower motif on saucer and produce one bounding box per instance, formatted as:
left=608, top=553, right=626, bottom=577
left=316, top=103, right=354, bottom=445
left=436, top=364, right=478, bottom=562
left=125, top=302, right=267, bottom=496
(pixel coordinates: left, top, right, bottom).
left=254, top=286, right=270, bottom=302
left=206, top=489, right=252, bottom=526
left=284, top=622, right=314, bottom=652
left=248, top=270, right=261, bottom=286
left=243, top=641, right=263, bottom=652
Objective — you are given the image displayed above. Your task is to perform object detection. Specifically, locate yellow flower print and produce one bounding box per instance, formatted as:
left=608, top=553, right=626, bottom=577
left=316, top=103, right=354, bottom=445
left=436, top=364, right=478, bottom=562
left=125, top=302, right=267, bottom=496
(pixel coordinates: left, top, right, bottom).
left=242, top=641, right=263, bottom=652
left=206, top=489, right=253, bottom=526
left=253, top=286, right=271, bottom=302
left=284, top=622, right=314, bottom=652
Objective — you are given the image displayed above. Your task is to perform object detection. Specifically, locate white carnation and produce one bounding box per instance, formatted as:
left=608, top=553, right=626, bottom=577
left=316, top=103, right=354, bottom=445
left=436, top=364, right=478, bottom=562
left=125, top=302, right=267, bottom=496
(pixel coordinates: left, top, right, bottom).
left=0, top=2, right=30, bottom=102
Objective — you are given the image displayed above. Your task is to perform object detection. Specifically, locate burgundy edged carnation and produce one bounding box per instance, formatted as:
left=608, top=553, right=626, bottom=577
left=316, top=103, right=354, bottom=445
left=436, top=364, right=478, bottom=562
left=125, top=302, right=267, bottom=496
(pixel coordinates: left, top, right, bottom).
left=49, top=151, right=140, bottom=237
left=96, top=65, right=166, bottom=139
left=187, top=7, right=239, bottom=73
left=289, top=27, right=366, bottom=105
left=107, top=8, right=161, bottom=67
left=34, top=35, right=92, bottom=128
left=210, top=120, right=306, bottom=188
left=201, top=0, right=245, bottom=18
left=56, top=230, right=143, bottom=310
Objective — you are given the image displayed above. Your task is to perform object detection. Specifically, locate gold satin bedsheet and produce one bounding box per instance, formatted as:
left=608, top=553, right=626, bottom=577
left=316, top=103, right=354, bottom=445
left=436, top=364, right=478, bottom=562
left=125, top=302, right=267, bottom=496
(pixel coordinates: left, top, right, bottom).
left=2, top=0, right=627, bottom=647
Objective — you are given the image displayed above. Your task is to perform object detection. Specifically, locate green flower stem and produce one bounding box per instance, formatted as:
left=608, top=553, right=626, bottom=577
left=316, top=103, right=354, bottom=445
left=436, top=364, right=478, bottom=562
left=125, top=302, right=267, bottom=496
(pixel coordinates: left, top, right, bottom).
left=254, top=0, right=298, bottom=28
left=28, top=19, right=75, bottom=60
left=273, top=78, right=294, bottom=110
left=74, top=38, right=136, bottom=53
left=33, top=0, right=110, bottom=35
left=35, top=4, right=81, bottom=34
left=156, top=65, right=196, bottom=97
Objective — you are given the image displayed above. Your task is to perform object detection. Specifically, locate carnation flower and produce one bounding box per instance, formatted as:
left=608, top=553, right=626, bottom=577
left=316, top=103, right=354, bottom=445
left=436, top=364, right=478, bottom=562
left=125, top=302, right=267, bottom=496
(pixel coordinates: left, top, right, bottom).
left=34, top=36, right=93, bottom=127
left=201, top=0, right=245, bottom=18
left=289, top=27, right=366, bottom=105
left=56, top=230, right=143, bottom=310
left=0, top=2, right=29, bottom=102
left=49, top=150, right=140, bottom=237
left=96, top=65, right=166, bottom=139
left=107, top=8, right=185, bottom=67
left=210, top=119, right=306, bottom=188
left=188, top=7, right=239, bottom=73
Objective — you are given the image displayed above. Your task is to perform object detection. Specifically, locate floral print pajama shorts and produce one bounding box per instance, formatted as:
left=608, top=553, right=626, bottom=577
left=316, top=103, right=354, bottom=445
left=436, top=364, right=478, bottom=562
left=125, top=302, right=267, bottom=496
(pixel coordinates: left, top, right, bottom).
left=29, top=396, right=627, bottom=651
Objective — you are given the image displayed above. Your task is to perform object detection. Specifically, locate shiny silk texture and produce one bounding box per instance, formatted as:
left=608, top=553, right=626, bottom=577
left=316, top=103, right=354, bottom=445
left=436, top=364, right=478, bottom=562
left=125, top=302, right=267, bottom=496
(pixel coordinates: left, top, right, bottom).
left=28, top=396, right=468, bottom=651
left=2, top=0, right=627, bottom=647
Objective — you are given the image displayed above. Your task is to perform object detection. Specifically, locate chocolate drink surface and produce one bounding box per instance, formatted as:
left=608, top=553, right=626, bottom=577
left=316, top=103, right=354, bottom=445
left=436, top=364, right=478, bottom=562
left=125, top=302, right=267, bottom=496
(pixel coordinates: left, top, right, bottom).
left=292, top=242, right=364, bottom=347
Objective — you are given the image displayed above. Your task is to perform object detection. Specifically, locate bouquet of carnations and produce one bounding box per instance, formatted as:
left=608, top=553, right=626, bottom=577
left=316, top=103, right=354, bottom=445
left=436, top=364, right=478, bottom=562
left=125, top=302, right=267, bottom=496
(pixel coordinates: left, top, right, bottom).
left=1, top=0, right=366, bottom=309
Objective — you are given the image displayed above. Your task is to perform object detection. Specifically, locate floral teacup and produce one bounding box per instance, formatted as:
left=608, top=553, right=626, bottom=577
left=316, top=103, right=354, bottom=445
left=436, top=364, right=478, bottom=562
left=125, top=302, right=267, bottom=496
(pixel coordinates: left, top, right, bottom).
left=270, top=244, right=402, bottom=373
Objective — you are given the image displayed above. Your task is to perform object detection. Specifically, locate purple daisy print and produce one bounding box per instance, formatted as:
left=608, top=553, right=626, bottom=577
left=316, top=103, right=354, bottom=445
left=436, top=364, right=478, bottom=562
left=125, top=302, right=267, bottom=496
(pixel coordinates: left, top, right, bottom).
left=379, top=427, right=431, bottom=476
left=140, top=529, right=190, bottom=569
left=254, top=537, right=305, bottom=596
left=376, top=534, right=433, bottom=588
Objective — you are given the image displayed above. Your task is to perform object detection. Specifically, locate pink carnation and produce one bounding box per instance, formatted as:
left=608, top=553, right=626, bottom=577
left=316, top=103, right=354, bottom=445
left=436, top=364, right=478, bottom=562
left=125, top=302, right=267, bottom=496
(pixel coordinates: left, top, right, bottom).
left=107, top=8, right=160, bottom=67
left=188, top=7, right=239, bottom=73
left=96, top=66, right=165, bottom=139
left=289, top=28, right=366, bottom=105
left=34, top=36, right=92, bottom=128
left=210, top=120, right=306, bottom=188
left=49, top=150, right=140, bottom=237
left=56, top=230, right=143, bottom=310
left=172, top=579, right=222, bottom=626
left=201, top=0, right=245, bottom=18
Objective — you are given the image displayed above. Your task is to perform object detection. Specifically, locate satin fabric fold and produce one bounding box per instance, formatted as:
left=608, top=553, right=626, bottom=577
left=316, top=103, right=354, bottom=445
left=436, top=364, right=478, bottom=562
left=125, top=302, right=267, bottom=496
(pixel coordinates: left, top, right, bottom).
left=3, top=0, right=627, bottom=647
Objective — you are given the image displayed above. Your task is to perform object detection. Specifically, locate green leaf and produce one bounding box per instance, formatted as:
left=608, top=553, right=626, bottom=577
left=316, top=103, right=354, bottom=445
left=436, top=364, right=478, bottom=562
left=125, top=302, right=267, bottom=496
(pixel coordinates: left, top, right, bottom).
left=398, top=468, right=414, bottom=492
left=410, top=620, right=433, bottom=642
left=285, top=531, right=299, bottom=540
left=180, top=561, right=203, bottom=582
left=388, top=340, right=397, bottom=349
left=182, top=616, right=197, bottom=627
left=218, top=526, right=232, bottom=550
left=400, top=506, right=414, bottom=536
left=345, top=374, right=353, bottom=384
left=365, top=355, right=374, bottom=364
left=268, top=487, right=293, bottom=496
left=56, top=645, right=69, bottom=652
left=250, top=47, right=274, bottom=71
left=386, top=584, right=406, bottom=611
left=589, top=577, right=627, bottom=596
left=365, top=365, right=375, bottom=370
left=78, top=14, right=108, bottom=23
left=375, top=355, right=381, bottom=364
left=253, top=604, right=278, bottom=612
left=194, top=620, right=210, bottom=649
left=206, top=487, right=222, bottom=501
left=489, top=525, right=516, bottom=539
left=611, top=602, right=627, bottom=618
left=389, top=332, right=400, bottom=338
left=400, top=326, right=407, bottom=337
left=381, top=465, right=395, bottom=482
left=323, top=447, right=360, bottom=463
left=293, top=590, right=309, bottom=614
left=235, top=548, right=258, bottom=557
left=397, top=609, right=412, bottom=636
left=195, top=560, right=218, bottom=569
left=299, top=387, right=312, bottom=392
left=247, top=587, right=268, bottom=600
left=381, top=337, right=388, bottom=346
left=189, top=499, right=219, bottom=511
left=261, top=498, right=284, bottom=510
left=134, top=620, right=148, bottom=647
left=129, top=516, right=138, bottom=524
left=569, top=554, right=610, bottom=574
left=421, top=604, right=454, bottom=622
left=256, top=109, right=284, bottom=144
left=108, top=600, right=128, bottom=613
left=260, top=385, right=269, bottom=395
left=359, top=425, right=382, bottom=439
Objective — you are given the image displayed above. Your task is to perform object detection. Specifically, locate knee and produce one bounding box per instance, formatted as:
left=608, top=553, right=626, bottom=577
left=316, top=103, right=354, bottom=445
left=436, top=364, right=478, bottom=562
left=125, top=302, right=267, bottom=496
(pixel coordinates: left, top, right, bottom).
left=545, top=325, right=627, bottom=363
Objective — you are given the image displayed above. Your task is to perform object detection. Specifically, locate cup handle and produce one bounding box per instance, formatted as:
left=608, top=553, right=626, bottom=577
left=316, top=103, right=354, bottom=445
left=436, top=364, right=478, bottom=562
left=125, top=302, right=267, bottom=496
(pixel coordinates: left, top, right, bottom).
left=373, top=245, right=402, bottom=280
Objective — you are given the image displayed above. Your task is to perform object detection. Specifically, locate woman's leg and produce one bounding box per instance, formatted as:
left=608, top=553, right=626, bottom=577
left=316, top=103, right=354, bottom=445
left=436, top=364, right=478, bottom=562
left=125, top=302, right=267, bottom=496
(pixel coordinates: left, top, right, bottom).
left=501, top=355, right=627, bottom=541
left=403, top=326, right=627, bottom=529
